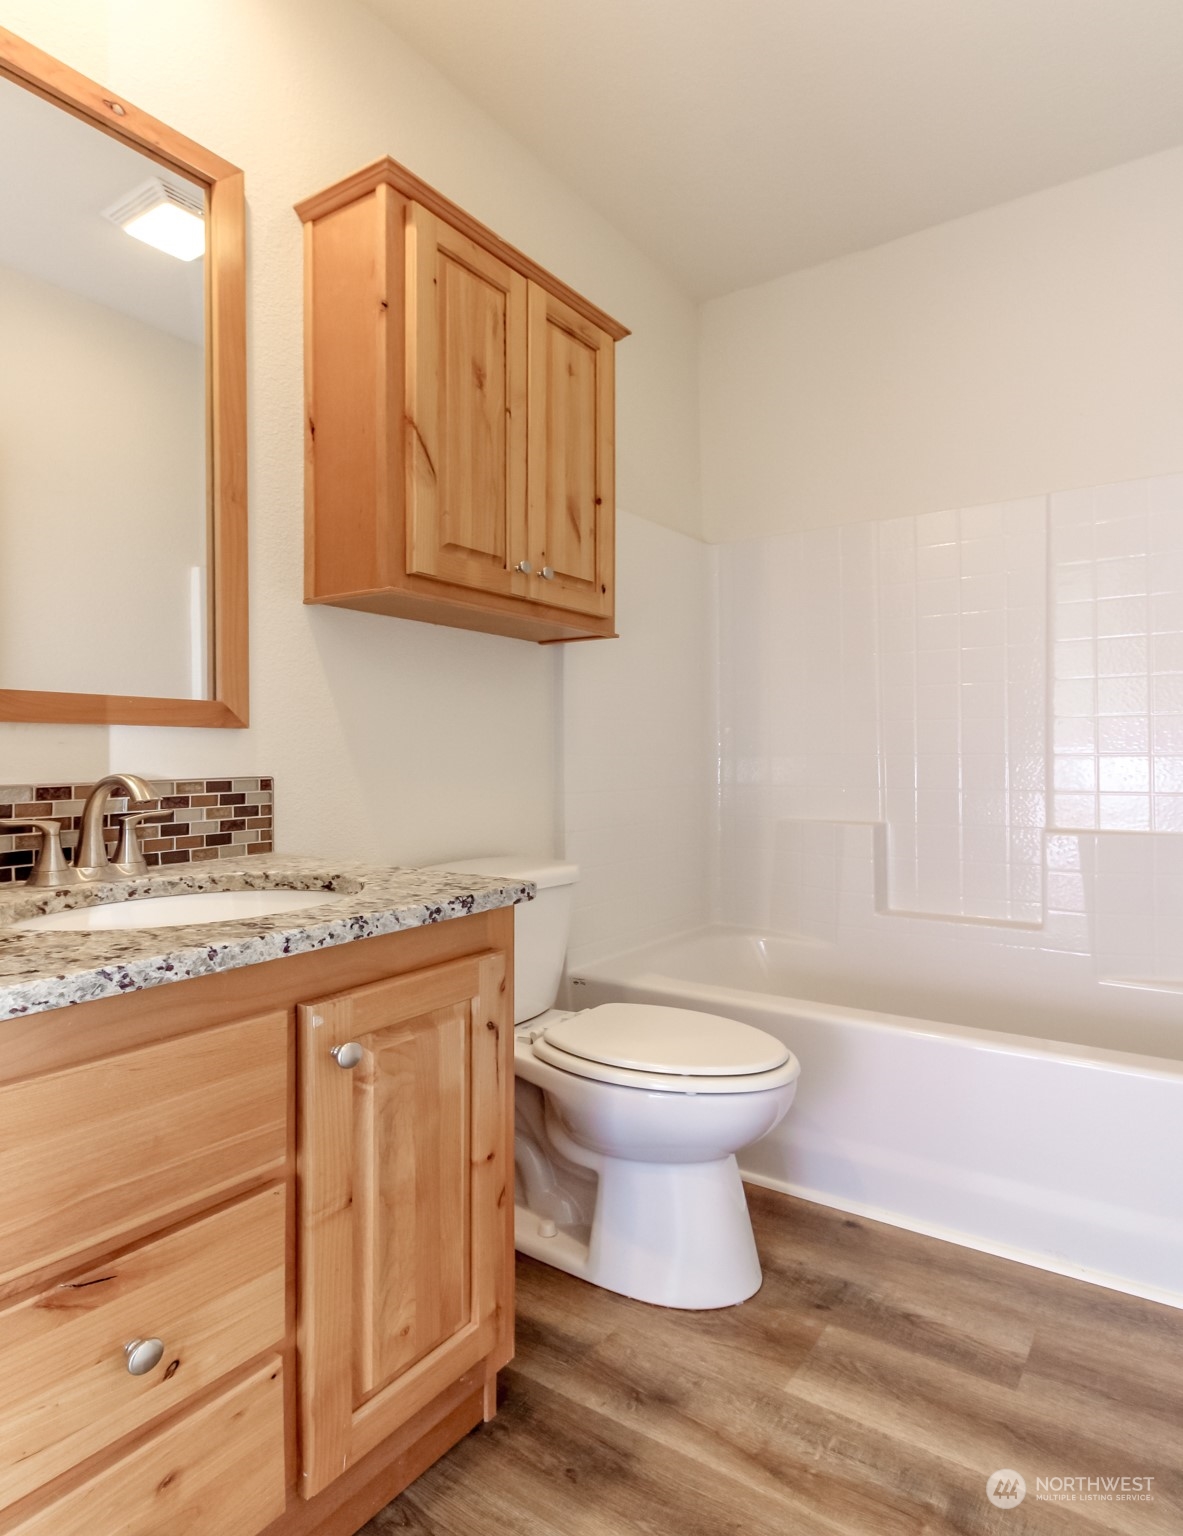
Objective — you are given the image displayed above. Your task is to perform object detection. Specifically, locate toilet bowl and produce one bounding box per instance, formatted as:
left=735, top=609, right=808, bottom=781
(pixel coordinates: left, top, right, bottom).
left=427, top=857, right=800, bottom=1309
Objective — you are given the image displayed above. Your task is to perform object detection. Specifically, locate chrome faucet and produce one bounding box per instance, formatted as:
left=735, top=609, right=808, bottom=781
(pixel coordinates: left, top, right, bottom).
left=74, top=774, right=156, bottom=879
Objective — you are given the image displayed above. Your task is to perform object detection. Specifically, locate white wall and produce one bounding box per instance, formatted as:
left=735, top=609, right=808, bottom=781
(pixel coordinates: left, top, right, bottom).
left=701, top=144, right=1183, bottom=542
left=562, top=512, right=715, bottom=966
left=0, top=0, right=702, bottom=875
left=0, top=264, right=205, bottom=699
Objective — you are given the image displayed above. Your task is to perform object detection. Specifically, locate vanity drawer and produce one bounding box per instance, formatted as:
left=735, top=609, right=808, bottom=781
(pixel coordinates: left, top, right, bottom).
left=0, top=1184, right=286, bottom=1510
left=1, top=1356, right=286, bottom=1536
left=0, top=1010, right=287, bottom=1290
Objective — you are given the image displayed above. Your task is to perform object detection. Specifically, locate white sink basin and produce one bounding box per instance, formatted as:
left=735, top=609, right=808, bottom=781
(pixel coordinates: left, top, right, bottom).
left=11, top=889, right=332, bottom=933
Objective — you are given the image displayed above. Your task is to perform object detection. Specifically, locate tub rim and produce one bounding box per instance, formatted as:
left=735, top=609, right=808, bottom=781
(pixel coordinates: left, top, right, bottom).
left=571, top=924, right=1183, bottom=1082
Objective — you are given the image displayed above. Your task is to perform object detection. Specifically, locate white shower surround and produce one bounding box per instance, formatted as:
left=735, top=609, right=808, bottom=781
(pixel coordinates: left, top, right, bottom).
left=717, top=472, right=1183, bottom=1008
left=564, top=470, right=1183, bottom=1303
left=709, top=473, right=1183, bottom=1299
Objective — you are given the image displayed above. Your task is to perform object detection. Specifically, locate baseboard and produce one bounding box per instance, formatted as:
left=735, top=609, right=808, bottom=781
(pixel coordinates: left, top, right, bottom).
left=744, top=1170, right=1183, bottom=1313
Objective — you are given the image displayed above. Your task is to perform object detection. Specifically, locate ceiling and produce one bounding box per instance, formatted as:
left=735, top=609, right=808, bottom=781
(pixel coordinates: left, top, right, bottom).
left=361, top=0, right=1183, bottom=298
left=0, top=76, right=204, bottom=343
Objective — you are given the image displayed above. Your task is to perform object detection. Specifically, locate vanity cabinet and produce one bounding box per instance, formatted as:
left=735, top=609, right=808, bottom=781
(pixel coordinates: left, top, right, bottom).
left=297, top=157, right=625, bottom=643
left=297, top=952, right=512, bottom=1498
left=0, top=910, right=514, bottom=1536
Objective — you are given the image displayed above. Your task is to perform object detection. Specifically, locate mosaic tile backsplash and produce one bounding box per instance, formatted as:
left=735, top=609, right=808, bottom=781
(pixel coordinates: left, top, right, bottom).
left=0, top=777, right=273, bottom=883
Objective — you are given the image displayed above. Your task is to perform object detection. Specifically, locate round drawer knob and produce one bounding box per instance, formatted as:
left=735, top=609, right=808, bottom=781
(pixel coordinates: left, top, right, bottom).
left=331, top=1041, right=364, bottom=1069
left=124, top=1338, right=164, bottom=1376
left=515, top=560, right=534, bottom=575
left=539, top=565, right=555, bottom=580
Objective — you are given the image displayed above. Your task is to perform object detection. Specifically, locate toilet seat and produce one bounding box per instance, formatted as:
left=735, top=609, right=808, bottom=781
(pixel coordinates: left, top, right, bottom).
left=530, top=1003, right=799, bottom=1095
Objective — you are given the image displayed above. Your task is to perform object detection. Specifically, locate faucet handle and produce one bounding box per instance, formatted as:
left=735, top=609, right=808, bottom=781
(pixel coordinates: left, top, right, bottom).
left=0, top=817, right=82, bottom=889
left=112, top=810, right=172, bottom=875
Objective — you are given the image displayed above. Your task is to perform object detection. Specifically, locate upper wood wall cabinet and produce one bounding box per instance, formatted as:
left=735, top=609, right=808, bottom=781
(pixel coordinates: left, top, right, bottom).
left=297, top=159, right=627, bottom=643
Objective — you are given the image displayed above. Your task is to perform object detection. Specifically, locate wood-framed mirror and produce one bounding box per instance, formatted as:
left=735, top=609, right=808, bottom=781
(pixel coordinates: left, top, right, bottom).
left=0, top=29, right=247, bottom=727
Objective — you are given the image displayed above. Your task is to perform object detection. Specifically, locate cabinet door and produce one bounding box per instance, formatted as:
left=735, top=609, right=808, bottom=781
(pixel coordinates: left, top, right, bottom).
left=527, top=284, right=615, bottom=618
left=296, top=951, right=512, bottom=1499
left=405, top=204, right=529, bottom=598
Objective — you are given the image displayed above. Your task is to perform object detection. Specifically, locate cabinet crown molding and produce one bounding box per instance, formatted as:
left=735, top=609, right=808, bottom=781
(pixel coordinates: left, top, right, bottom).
left=295, top=155, right=629, bottom=342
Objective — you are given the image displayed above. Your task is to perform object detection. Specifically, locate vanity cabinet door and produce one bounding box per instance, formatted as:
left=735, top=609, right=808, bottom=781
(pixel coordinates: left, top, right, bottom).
left=296, top=950, right=512, bottom=1499
left=526, top=283, right=615, bottom=619
left=404, top=204, right=530, bottom=600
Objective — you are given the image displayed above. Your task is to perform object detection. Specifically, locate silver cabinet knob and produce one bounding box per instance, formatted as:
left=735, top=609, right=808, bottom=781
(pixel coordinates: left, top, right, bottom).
left=331, top=1041, right=364, bottom=1069
left=540, top=566, right=555, bottom=580
left=514, top=560, right=533, bottom=575
left=124, top=1338, right=164, bottom=1376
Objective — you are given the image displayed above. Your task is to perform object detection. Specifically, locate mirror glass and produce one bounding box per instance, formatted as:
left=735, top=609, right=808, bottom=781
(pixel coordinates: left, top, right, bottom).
left=0, top=75, right=209, bottom=698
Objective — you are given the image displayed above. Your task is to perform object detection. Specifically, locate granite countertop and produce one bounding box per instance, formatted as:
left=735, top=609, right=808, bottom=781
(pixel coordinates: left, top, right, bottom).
left=0, top=855, right=533, bottom=1021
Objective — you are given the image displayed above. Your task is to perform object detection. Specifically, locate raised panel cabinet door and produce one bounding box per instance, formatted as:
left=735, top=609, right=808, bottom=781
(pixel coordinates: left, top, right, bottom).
left=405, top=204, right=530, bottom=598
left=296, top=950, right=512, bottom=1499
left=526, top=284, right=615, bottom=618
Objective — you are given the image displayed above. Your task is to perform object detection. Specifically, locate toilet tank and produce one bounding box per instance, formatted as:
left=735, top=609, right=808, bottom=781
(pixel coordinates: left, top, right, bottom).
left=424, top=857, right=579, bottom=1024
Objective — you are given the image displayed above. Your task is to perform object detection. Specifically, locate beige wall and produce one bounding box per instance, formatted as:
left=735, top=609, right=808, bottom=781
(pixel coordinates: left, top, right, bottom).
left=0, top=263, right=206, bottom=700
left=0, top=0, right=702, bottom=868
left=562, top=512, right=715, bottom=966
left=700, top=144, right=1183, bottom=542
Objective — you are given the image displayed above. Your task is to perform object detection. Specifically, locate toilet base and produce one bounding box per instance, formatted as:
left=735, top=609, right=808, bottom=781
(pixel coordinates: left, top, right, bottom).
left=515, top=1152, right=764, bottom=1310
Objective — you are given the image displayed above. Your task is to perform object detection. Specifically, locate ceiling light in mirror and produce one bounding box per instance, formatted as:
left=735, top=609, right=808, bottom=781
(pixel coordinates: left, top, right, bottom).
left=104, top=177, right=205, bottom=262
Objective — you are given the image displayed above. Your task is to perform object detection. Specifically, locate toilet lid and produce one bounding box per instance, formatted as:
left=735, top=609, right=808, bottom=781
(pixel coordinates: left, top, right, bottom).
left=541, top=1003, right=791, bottom=1077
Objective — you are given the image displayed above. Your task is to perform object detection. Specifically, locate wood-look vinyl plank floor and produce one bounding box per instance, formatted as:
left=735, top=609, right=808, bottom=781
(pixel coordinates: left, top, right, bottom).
left=360, top=1187, right=1181, bottom=1535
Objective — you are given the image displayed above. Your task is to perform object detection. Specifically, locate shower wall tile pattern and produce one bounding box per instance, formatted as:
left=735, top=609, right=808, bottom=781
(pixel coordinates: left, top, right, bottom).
left=1050, top=474, right=1183, bottom=834
left=876, top=499, right=1046, bottom=921
left=717, top=471, right=1183, bottom=984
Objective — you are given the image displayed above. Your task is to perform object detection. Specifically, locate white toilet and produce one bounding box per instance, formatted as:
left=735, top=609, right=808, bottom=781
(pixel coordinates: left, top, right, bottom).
left=434, top=857, right=800, bottom=1310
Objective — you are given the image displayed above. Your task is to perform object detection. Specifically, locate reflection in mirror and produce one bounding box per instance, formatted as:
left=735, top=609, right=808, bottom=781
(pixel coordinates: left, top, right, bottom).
left=0, top=76, right=210, bottom=698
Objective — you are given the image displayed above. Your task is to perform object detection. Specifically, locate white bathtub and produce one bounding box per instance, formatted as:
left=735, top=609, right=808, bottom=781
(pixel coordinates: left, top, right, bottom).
left=570, top=927, right=1183, bottom=1308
